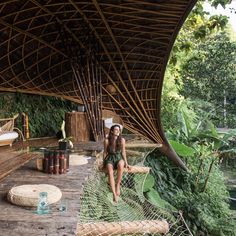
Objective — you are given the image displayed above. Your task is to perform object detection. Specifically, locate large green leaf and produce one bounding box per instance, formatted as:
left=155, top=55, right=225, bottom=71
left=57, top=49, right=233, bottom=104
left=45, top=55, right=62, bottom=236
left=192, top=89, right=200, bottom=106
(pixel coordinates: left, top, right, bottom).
left=143, top=174, right=155, bottom=192
left=146, top=188, right=165, bottom=208
left=146, top=188, right=176, bottom=211
left=133, top=175, right=146, bottom=203
left=116, top=198, right=143, bottom=221
left=169, top=140, right=195, bottom=157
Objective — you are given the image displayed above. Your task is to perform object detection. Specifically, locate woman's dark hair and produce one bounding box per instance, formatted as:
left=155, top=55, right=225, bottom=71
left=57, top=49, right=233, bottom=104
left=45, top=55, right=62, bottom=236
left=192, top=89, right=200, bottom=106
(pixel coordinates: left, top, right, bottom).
left=108, top=125, right=122, bottom=152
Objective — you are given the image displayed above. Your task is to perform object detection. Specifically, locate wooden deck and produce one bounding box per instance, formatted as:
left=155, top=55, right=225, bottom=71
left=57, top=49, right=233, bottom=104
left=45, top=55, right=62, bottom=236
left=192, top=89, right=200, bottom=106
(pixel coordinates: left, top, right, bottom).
left=0, top=138, right=101, bottom=236
left=0, top=138, right=58, bottom=181
left=0, top=136, right=155, bottom=236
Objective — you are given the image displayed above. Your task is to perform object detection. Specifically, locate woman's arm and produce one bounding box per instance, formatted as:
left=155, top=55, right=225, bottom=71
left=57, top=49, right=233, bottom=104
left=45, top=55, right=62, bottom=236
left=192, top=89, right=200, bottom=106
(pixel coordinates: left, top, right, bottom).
left=121, top=138, right=129, bottom=168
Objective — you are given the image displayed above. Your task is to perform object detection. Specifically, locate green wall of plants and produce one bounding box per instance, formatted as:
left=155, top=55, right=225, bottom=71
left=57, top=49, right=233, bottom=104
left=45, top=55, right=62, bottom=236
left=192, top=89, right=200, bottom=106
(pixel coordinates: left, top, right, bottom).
left=0, top=92, right=78, bottom=138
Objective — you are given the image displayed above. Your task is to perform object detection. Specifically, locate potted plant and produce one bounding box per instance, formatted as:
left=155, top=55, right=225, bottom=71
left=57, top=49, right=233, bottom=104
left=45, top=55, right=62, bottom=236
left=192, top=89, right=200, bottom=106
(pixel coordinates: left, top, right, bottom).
left=58, top=120, right=73, bottom=150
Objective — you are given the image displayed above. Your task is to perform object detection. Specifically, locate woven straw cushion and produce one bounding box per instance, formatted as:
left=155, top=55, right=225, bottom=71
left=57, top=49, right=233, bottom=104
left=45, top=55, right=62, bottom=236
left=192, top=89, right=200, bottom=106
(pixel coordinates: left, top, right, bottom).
left=70, top=154, right=89, bottom=166
left=7, top=184, right=62, bottom=207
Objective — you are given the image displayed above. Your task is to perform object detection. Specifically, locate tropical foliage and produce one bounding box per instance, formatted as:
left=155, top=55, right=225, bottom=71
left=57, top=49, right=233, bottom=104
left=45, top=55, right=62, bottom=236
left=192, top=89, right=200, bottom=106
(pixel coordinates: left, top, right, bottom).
left=162, top=0, right=236, bottom=130
left=178, top=32, right=236, bottom=128
left=145, top=150, right=235, bottom=235
left=0, top=92, right=77, bottom=138
left=145, top=109, right=236, bottom=235
left=160, top=5, right=236, bottom=232
left=0, top=1, right=235, bottom=234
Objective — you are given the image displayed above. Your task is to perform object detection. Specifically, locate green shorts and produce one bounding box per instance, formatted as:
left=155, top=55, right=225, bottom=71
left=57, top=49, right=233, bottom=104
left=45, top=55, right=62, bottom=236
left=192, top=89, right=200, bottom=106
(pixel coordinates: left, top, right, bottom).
left=103, top=153, right=122, bottom=169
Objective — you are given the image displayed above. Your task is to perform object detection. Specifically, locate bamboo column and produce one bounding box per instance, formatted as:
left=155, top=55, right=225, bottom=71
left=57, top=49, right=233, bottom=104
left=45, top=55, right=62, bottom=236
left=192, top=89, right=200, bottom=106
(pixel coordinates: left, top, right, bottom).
left=69, top=38, right=103, bottom=141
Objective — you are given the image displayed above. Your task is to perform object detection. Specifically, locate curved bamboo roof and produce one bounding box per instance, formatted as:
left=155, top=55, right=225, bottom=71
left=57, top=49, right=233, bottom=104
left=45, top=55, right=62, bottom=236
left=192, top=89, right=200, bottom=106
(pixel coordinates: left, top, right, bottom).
left=0, top=1, right=197, bottom=158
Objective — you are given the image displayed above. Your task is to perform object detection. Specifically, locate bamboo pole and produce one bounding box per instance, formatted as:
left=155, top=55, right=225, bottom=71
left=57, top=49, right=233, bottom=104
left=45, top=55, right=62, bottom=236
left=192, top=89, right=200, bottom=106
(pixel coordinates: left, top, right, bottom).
left=92, top=56, right=102, bottom=141
left=72, top=64, right=92, bottom=140
left=87, top=55, right=96, bottom=139
left=72, top=63, right=95, bottom=140
left=98, top=61, right=104, bottom=139
left=76, top=220, right=169, bottom=236
left=72, top=53, right=103, bottom=142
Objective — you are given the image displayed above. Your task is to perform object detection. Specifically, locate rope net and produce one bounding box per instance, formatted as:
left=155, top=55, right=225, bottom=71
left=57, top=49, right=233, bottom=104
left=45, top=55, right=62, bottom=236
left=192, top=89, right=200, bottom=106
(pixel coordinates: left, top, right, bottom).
left=77, top=148, right=192, bottom=236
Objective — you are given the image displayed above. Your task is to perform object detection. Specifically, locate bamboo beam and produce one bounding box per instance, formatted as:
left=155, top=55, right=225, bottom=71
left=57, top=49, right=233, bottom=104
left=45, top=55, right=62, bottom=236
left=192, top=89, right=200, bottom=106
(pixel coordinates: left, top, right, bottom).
left=126, top=143, right=162, bottom=148
left=0, top=18, right=67, bottom=58
left=76, top=220, right=169, bottom=236
left=93, top=0, right=163, bottom=140
left=70, top=0, right=163, bottom=143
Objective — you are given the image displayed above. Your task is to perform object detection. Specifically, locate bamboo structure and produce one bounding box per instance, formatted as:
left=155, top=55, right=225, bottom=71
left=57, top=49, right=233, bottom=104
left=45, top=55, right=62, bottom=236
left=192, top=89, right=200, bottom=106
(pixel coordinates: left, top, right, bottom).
left=0, top=1, right=197, bottom=169
left=76, top=220, right=169, bottom=236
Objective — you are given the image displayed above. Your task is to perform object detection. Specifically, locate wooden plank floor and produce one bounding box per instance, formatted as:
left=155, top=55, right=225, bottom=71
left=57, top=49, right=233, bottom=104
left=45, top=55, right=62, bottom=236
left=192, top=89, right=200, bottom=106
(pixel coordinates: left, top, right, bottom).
left=0, top=138, right=59, bottom=181
left=0, top=151, right=40, bottom=181
left=0, top=139, right=99, bottom=236
left=0, top=135, right=149, bottom=236
left=0, top=158, right=95, bottom=236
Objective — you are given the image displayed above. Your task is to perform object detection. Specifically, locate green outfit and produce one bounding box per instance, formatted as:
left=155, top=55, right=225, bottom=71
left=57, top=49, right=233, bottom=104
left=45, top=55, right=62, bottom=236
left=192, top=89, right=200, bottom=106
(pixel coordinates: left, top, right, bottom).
left=104, top=146, right=122, bottom=169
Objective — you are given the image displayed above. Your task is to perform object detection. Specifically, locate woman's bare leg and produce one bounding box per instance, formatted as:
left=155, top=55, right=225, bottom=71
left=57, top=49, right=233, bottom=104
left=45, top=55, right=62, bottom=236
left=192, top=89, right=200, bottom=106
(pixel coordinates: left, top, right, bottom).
left=106, top=164, right=118, bottom=203
left=116, top=159, right=125, bottom=197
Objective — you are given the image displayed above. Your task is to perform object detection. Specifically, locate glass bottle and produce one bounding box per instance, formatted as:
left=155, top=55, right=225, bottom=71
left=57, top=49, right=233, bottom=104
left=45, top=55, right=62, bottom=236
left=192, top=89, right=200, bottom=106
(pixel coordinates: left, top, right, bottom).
left=36, top=192, right=50, bottom=214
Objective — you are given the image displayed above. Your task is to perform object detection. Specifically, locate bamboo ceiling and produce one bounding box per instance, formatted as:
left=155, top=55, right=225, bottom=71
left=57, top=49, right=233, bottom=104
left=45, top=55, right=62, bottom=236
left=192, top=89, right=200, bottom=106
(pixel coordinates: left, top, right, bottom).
left=0, top=0, right=197, bottom=145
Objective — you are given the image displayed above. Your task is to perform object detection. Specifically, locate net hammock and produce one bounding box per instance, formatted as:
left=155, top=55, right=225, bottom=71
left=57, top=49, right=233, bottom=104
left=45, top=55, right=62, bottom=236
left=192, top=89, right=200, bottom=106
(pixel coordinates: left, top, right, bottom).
left=77, top=147, right=192, bottom=236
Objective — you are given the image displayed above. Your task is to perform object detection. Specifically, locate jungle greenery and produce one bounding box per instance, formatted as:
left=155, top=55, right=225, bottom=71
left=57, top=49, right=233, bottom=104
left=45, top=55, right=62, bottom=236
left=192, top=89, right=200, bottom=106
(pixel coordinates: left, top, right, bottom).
left=0, top=0, right=235, bottom=235
left=159, top=0, right=236, bottom=235
left=0, top=93, right=77, bottom=138
left=153, top=105, right=236, bottom=235
left=178, top=32, right=236, bottom=128
left=162, top=0, right=236, bottom=129
left=145, top=148, right=236, bottom=236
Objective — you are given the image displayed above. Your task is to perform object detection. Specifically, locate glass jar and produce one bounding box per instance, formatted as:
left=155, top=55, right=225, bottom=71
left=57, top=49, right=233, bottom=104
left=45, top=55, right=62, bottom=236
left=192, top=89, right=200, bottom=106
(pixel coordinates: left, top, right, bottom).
left=36, top=192, right=50, bottom=214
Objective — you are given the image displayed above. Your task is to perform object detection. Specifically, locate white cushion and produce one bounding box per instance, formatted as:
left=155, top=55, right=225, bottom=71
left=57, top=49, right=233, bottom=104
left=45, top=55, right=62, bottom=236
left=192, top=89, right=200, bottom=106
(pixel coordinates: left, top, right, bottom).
left=104, top=123, right=123, bottom=131
left=7, top=184, right=62, bottom=207
left=104, top=118, right=113, bottom=125
left=0, top=131, right=18, bottom=141
left=70, top=154, right=89, bottom=166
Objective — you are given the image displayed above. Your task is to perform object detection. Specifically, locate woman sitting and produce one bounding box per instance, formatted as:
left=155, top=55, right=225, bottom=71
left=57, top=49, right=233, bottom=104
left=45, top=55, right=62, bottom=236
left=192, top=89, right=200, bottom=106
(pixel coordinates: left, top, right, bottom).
left=103, top=125, right=129, bottom=203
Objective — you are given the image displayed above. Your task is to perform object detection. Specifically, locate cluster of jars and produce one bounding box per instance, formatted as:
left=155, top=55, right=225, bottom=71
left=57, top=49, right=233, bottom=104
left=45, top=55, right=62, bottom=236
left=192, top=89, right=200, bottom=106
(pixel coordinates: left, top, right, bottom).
left=43, top=150, right=69, bottom=174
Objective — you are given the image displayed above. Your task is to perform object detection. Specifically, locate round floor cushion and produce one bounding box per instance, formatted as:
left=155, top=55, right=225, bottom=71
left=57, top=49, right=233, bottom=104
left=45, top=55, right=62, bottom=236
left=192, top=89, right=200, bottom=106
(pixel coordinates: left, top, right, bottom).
left=70, top=154, right=89, bottom=166
left=7, top=184, right=62, bottom=207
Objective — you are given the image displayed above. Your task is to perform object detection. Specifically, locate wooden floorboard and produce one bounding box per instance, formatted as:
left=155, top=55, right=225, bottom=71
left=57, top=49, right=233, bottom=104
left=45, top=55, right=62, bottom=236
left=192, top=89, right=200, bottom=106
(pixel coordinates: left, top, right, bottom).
left=0, top=135, right=148, bottom=236
left=0, top=138, right=60, bottom=181
left=0, top=138, right=97, bottom=236
left=0, top=156, right=95, bottom=236
left=0, top=152, right=41, bottom=181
